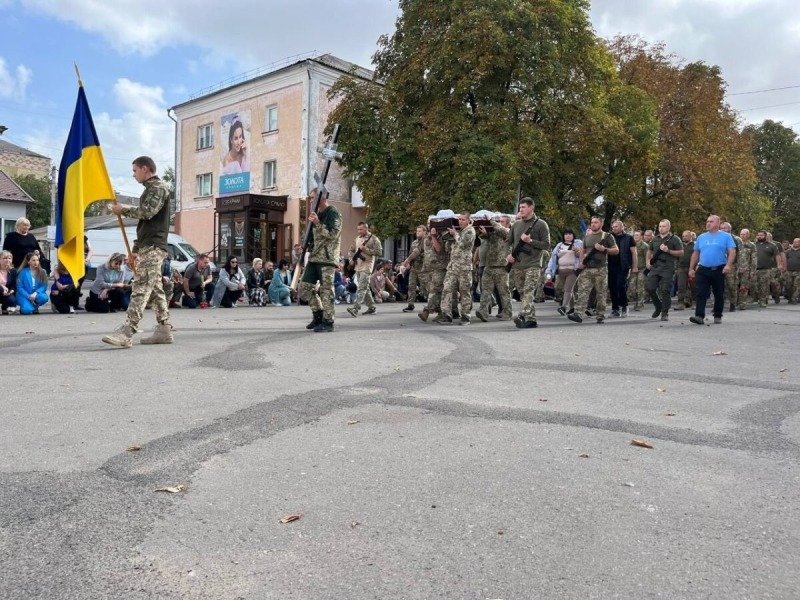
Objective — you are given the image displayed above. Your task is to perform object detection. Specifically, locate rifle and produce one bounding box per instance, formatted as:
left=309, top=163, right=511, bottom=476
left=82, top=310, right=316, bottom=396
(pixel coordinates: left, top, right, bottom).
left=643, top=234, right=672, bottom=276
left=576, top=232, right=609, bottom=275
left=505, top=218, right=539, bottom=273
left=290, top=124, right=342, bottom=290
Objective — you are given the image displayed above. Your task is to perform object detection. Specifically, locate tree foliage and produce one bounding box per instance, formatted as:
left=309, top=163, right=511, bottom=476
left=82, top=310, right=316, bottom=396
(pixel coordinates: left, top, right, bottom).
left=13, top=173, right=52, bottom=229
left=743, top=120, right=800, bottom=239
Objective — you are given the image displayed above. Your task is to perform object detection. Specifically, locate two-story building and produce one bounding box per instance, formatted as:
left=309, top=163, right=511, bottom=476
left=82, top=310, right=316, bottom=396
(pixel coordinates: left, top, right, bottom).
left=0, top=139, right=50, bottom=246
left=171, top=53, right=371, bottom=266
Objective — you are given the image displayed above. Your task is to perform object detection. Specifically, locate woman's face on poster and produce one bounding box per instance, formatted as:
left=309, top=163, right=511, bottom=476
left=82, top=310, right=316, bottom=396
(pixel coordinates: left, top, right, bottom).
left=231, top=126, right=245, bottom=152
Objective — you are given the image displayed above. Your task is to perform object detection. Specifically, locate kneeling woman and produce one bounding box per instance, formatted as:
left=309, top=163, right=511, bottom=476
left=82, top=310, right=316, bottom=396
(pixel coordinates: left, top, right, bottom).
left=268, top=259, right=292, bottom=306
left=211, top=256, right=246, bottom=307
left=86, top=253, right=132, bottom=313
left=16, top=252, right=49, bottom=314
left=50, top=263, right=82, bottom=314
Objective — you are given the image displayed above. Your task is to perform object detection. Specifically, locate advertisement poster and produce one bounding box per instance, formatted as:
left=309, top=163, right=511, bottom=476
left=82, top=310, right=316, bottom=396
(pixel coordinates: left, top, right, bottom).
left=234, top=219, right=245, bottom=248
left=219, top=110, right=251, bottom=195
left=220, top=222, right=231, bottom=249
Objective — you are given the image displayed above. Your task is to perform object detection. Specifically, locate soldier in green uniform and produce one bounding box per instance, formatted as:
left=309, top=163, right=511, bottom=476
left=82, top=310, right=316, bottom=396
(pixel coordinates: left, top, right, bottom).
left=299, top=190, right=342, bottom=332
left=418, top=225, right=448, bottom=322
left=346, top=221, right=383, bottom=317
left=475, top=215, right=512, bottom=322
left=754, top=230, right=777, bottom=308
left=645, top=219, right=683, bottom=321
left=674, top=230, right=694, bottom=310
left=767, top=232, right=786, bottom=303
left=437, top=212, right=476, bottom=325
left=720, top=222, right=742, bottom=311
left=400, top=225, right=427, bottom=313
left=568, top=215, right=618, bottom=324
left=785, top=238, right=800, bottom=304
left=507, top=198, right=550, bottom=328
left=102, top=156, right=173, bottom=348
left=628, top=230, right=649, bottom=310
left=737, top=228, right=757, bottom=310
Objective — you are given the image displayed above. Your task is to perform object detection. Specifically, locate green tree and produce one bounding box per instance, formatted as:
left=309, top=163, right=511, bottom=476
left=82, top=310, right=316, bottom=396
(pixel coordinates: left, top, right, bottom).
left=13, top=173, right=52, bottom=228
left=743, top=120, right=800, bottom=239
left=328, top=0, right=655, bottom=237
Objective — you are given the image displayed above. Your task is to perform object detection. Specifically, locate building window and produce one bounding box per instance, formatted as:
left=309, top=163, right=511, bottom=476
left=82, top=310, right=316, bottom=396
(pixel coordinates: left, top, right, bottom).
left=263, top=161, right=277, bottom=189
left=264, top=105, right=278, bottom=133
left=196, top=173, right=212, bottom=197
left=197, top=124, right=213, bottom=150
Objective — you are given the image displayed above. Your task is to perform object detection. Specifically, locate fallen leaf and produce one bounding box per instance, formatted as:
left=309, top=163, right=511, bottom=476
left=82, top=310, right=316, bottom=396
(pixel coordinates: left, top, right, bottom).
left=563, top=447, right=573, bottom=450
left=656, top=387, right=666, bottom=392
left=631, top=439, right=654, bottom=449
left=126, top=445, right=142, bottom=452
left=497, top=529, right=505, bottom=535
left=25, top=331, right=35, bottom=335
left=154, top=484, right=188, bottom=493
left=779, top=368, right=787, bottom=373
left=538, top=398, right=548, bottom=402
left=622, top=482, right=635, bottom=487
left=578, top=453, right=590, bottom=458
left=280, top=514, right=302, bottom=524
left=350, top=521, right=360, bottom=529
left=712, top=351, right=728, bottom=356
left=347, top=420, right=360, bottom=425
left=664, top=413, right=676, bottom=417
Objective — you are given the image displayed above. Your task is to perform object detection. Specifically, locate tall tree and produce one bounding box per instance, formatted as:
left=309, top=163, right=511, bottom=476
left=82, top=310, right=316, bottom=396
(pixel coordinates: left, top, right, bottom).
left=13, top=173, right=51, bottom=228
left=329, top=0, right=655, bottom=237
left=743, top=120, right=800, bottom=239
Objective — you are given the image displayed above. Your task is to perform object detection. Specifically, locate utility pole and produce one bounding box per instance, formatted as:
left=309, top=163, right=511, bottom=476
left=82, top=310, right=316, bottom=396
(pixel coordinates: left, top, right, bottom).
left=50, top=165, right=57, bottom=226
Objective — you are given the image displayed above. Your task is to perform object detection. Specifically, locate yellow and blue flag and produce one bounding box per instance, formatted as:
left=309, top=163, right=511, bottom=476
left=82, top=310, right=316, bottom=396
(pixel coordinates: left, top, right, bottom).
left=56, top=85, right=115, bottom=284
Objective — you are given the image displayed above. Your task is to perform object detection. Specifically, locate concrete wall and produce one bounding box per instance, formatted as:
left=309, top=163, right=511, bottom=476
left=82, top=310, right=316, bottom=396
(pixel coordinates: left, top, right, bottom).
left=0, top=152, right=50, bottom=180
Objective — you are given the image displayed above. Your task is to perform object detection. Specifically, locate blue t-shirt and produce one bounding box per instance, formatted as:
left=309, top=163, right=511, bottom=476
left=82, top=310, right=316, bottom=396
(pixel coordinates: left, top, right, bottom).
left=695, top=231, right=735, bottom=267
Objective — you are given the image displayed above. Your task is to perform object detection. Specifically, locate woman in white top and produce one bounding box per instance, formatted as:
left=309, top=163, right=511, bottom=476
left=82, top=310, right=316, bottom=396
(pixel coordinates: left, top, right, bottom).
left=546, top=228, right=583, bottom=316
left=211, top=255, right=246, bottom=307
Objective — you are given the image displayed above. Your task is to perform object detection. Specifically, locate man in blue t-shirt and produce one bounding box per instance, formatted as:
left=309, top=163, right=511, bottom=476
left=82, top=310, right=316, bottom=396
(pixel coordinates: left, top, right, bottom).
left=688, top=215, right=736, bottom=324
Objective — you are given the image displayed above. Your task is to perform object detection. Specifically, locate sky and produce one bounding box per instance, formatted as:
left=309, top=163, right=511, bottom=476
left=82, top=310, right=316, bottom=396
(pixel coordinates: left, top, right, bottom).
left=1, top=0, right=799, bottom=196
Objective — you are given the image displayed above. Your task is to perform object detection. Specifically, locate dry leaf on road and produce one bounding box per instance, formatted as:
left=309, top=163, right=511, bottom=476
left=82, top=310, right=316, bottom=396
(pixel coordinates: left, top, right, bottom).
left=578, top=453, right=590, bottom=458
left=126, top=445, right=142, bottom=452
left=712, top=351, right=728, bottom=356
left=631, top=439, right=654, bottom=449
left=154, top=484, right=188, bottom=493
left=779, top=368, right=787, bottom=373
left=664, top=413, right=676, bottom=417
left=656, top=387, right=666, bottom=392
left=280, top=514, right=303, bottom=524
left=347, top=420, right=360, bottom=425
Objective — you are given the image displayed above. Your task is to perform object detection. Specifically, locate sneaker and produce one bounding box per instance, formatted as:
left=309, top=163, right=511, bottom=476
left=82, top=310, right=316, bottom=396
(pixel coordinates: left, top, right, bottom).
left=714, top=317, right=722, bottom=324
left=402, top=304, right=415, bottom=313
left=621, top=307, right=629, bottom=318
left=689, top=316, right=704, bottom=325
left=69, top=307, right=75, bottom=314
left=475, top=310, right=488, bottom=322
left=364, top=307, right=377, bottom=315
left=334, top=299, right=340, bottom=305
left=7, top=306, right=18, bottom=314
left=585, top=308, right=596, bottom=317
left=568, top=312, right=583, bottom=323
left=557, top=306, right=566, bottom=316
left=611, top=310, right=620, bottom=318
left=346, top=307, right=359, bottom=318
left=435, top=314, right=453, bottom=325
left=458, top=316, right=471, bottom=326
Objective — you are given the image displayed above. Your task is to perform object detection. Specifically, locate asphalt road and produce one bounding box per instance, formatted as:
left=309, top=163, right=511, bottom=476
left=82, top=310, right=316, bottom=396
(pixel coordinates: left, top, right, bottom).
left=1, top=299, right=799, bottom=599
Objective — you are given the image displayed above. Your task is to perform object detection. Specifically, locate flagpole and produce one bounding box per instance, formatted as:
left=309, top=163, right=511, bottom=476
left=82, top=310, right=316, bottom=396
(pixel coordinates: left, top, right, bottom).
left=74, top=63, right=137, bottom=275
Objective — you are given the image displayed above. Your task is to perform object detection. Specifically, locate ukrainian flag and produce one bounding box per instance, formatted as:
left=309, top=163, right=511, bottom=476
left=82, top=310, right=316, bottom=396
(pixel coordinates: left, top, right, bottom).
left=56, top=85, right=115, bottom=284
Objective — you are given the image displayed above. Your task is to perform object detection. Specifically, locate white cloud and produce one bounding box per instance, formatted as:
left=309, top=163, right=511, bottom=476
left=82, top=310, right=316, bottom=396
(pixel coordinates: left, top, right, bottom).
left=0, top=57, right=32, bottom=100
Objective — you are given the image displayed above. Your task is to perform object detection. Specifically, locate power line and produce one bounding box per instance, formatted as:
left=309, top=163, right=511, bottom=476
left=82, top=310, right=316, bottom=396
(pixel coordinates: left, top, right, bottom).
left=738, top=100, right=800, bottom=112
left=728, top=84, right=800, bottom=96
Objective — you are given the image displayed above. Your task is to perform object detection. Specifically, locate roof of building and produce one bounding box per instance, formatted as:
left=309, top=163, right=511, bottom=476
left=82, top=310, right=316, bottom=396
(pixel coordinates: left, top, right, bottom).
left=174, top=53, right=376, bottom=109
left=0, top=169, right=35, bottom=204
left=0, top=139, right=50, bottom=160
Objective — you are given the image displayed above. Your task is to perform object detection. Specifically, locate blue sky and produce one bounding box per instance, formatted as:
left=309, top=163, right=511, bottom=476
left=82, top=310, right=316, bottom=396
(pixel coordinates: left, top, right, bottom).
left=1, top=0, right=799, bottom=196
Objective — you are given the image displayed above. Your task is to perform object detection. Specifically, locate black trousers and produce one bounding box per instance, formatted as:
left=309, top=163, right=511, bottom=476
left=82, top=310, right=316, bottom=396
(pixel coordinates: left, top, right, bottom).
left=695, top=265, right=726, bottom=319
left=608, top=264, right=630, bottom=310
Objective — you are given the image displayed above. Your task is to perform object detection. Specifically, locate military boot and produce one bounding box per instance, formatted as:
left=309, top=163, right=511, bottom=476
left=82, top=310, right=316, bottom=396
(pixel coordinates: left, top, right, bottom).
left=140, top=323, right=174, bottom=345
left=101, top=324, right=135, bottom=348
left=475, top=310, right=488, bottom=322
left=313, top=319, right=335, bottom=332
left=306, top=311, right=323, bottom=330
left=418, top=309, right=430, bottom=322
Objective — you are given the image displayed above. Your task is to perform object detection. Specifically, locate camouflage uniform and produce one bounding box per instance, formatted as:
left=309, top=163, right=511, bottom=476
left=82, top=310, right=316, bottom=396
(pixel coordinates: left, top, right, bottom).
left=509, top=216, right=551, bottom=325
left=478, top=221, right=512, bottom=320
left=405, top=237, right=426, bottom=304
left=420, top=233, right=448, bottom=318
left=736, top=240, right=757, bottom=309
left=573, top=231, right=617, bottom=321
left=785, top=247, right=800, bottom=303
left=349, top=232, right=383, bottom=313
left=299, top=205, right=342, bottom=325
left=629, top=240, right=649, bottom=309
left=534, top=249, right=550, bottom=302
left=440, top=225, right=476, bottom=322
left=754, top=240, right=777, bottom=307
left=725, top=234, right=743, bottom=305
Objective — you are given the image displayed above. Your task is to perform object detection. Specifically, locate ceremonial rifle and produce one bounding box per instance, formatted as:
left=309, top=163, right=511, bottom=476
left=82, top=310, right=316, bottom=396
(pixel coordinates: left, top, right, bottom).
left=290, top=124, right=343, bottom=290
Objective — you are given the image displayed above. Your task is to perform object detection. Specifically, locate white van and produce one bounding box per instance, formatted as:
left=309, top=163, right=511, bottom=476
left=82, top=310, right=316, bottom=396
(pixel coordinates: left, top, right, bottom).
left=87, top=227, right=216, bottom=275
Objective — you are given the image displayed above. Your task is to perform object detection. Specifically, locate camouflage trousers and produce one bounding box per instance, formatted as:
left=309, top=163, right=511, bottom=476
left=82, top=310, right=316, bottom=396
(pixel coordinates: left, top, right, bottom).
left=510, top=266, right=542, bottom=320
left=480, top=267, right=511, bottom=318
left=771, top=268, right=783, bottom=298
left=424, top=269, right=446, bottom=313
left=675, top=267, right=694, bottom=307
left=299, top=263, right=336, bottom=322
left=785, top=271, right=800, bottom=302
left=735, top=270, right=754, bottom=308
left=441, top=269, right=473, bottom=318
left=574, top=267, right=608, bottom=319
left=125, top=246, right=169, bottom=328
left=754, top=269, right=773, bottom=306
left=628, top=271, right=647, bottom=308
left=724, top=268, right=739, bottom=305
left=407, top=267, right=425, bottom=302
left=352, top=270, right=375, bottom=312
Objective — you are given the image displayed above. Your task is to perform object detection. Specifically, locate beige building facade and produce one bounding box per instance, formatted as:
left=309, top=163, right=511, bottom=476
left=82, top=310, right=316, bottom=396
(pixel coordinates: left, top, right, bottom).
left=0, top=139, right=51, bottom=180
left=171, top=54, right=370, bottom=266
